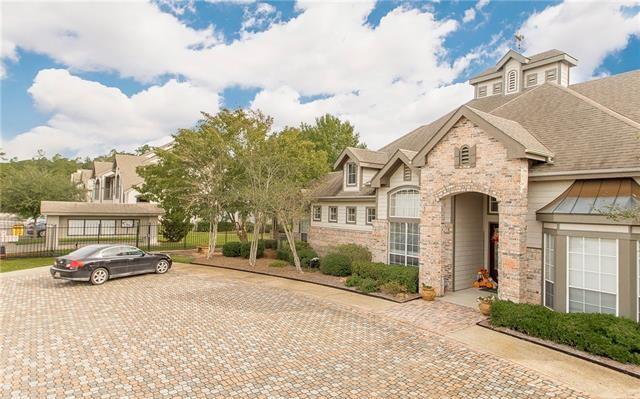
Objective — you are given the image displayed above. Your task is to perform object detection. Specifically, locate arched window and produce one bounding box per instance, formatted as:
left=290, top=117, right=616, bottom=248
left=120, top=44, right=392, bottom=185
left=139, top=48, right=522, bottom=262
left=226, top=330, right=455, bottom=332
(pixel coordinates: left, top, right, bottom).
left=507, top=70, right=517, bottom=92
left=389, top=188, right=420, bottom=218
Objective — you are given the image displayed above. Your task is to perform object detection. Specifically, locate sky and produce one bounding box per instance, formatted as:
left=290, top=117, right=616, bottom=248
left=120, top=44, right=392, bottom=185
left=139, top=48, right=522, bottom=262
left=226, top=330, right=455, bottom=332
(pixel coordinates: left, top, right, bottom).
left=1, top=0, right=639, bottom=160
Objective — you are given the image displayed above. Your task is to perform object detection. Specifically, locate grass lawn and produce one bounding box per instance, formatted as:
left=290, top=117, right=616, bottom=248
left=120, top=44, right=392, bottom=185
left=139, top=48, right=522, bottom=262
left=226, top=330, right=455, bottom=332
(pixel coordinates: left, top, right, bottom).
left=0, top=257, right=54, bottom=273
left=170, top=254, right=195, bottom=264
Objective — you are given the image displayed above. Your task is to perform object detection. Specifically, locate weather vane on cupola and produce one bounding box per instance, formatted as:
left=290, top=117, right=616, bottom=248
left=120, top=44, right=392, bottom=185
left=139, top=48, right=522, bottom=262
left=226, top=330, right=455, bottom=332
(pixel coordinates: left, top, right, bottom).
left=514, top=33, right=524, bottom=51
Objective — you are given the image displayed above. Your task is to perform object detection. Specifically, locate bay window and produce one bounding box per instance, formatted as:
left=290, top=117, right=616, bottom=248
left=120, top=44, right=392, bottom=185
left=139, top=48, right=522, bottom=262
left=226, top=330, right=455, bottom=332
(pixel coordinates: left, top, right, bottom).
left=567, top=237, right=617, bottom=315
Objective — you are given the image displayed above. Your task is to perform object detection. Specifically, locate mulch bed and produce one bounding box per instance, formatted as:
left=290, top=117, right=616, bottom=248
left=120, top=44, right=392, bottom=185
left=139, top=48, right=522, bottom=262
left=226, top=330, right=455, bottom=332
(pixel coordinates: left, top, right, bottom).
left=477, top=319, right=640, bottom=379
left=192, top=252, right=420, bottom=303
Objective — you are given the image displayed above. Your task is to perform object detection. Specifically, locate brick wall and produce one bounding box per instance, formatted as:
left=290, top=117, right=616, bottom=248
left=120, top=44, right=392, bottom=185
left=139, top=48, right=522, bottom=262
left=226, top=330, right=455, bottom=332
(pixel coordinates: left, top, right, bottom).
left=419, top=117, right=532, bottom=303
left=308, top=225, right=374, bottom=256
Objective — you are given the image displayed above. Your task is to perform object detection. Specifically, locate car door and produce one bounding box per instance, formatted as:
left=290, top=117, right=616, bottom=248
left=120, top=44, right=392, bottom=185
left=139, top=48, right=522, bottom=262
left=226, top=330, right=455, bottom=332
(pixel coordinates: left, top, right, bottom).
left=100, top=246, right=131, bottom=276
left=125, top=247, right=155, bottom=273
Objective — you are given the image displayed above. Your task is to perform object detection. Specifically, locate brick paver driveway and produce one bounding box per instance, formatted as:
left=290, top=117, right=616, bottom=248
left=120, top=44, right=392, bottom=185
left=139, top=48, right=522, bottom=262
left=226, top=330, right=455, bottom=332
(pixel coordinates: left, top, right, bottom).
left=1, top=264, right=587, bottom=399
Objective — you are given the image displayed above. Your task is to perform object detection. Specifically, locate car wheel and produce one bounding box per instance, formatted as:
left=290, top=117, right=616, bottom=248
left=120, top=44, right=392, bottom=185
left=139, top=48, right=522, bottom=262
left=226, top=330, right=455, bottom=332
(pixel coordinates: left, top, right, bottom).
left=90, top=268, right=109, bottom=285
left=37, top=230, right=46, bottom=238
left=155, top=260, right=170, bottom=274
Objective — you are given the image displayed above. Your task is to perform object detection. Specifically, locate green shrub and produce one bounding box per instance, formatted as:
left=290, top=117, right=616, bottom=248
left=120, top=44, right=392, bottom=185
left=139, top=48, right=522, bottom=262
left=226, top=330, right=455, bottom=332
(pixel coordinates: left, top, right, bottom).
left=239, top=241, right=265, bottom=259
left=351, top=261, right=419, bottom=294
left=334, top=244, right=372, bottom=263
left=297, top=248, right=319, bottom=267
left=260, top=239, right=277, bottom=250
left=345, top=275, right=361, bottom=287
left=319, top=253, right=351, bottom=276
left=357, top=277, right=378, bottom=293
left=222, top=241, right=242, bottom=257
left=269, top=260, right=288, bottom=268
left=490, top=300, right=640, bottom=365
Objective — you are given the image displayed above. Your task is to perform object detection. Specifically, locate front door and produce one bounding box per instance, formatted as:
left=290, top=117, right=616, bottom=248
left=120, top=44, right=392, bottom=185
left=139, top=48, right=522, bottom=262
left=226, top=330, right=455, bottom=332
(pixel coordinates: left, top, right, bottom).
left=488, top=223, right=499, bottom=282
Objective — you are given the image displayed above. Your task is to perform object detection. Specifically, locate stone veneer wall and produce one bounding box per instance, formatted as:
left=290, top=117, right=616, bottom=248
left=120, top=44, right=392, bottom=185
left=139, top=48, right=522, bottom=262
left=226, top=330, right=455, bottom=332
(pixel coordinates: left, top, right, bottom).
left=370, top=219, right=388, bottom=263
left=420, top=117, right=532, bottom=303
left=308, top=225, right=374, bottom=256
left=525, top=247, right=542, bottom=304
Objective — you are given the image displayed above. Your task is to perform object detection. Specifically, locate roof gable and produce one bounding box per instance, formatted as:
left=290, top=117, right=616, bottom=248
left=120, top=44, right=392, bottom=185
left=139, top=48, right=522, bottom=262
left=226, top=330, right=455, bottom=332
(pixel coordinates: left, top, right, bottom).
left=333, top=147, right=387, bottom=170
left=370, top=149, right=417, bottom=188
left=412, top=105, right=553, bottom=167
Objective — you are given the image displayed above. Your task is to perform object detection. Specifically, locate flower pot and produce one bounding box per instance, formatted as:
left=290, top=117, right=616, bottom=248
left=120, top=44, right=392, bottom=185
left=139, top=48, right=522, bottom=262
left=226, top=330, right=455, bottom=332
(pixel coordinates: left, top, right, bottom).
left=478, top=302, right=491, bottom=316
left=422, top=287, right=436, bottom=301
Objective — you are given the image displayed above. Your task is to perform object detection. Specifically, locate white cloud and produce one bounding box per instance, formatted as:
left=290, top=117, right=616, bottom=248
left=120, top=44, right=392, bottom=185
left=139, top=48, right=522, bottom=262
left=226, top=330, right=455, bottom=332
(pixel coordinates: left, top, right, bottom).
left=518, top=1, right=640, bottom=81
left=462, top=8, right=476, bottom=23
left=476, top=0, right=490, bottom=11
left=241, top=2, right=280, bottom=34
left=4, top=70, right=219, bottom=159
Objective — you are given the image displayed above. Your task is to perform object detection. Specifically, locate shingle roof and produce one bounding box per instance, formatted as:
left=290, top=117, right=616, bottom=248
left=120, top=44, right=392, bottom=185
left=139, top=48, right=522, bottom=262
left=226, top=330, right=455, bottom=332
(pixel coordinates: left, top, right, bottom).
left=347, top=147, right=388, bottom=165
left=41, top=201, right=164, bottom=216
left=470, top=49, right=570, bottom=80
left=115, top=154, right=146, bottom=191
left=569, top=70, right=640, bottom=123
left=313, top=171, right=376, bottom=198
left=93, top=161, right=114, bottom=176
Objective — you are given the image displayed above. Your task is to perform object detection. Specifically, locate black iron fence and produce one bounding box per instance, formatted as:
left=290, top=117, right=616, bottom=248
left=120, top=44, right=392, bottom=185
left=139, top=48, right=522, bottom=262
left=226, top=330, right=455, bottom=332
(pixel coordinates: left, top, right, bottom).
left=0, top=224, right=253, bottom=259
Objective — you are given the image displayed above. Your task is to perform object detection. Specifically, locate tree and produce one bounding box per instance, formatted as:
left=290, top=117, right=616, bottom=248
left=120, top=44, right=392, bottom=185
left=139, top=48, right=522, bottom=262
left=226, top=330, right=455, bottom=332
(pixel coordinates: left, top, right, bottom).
left=300, top=114, right=366, bottom=167
left=0, top=161, right=83, bottom=227
left=602, top=204, right=640, bottom=224
left=268, top=128, right=328, bottom=272
left=138, top=111, right=238, bottom=259
left=160, top=208, right=192, bottom=242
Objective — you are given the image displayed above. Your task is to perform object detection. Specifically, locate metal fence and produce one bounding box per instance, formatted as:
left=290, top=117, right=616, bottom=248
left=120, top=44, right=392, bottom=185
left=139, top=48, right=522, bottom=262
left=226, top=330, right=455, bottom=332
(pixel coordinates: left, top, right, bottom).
left=0, top=224, right=252, bottom=259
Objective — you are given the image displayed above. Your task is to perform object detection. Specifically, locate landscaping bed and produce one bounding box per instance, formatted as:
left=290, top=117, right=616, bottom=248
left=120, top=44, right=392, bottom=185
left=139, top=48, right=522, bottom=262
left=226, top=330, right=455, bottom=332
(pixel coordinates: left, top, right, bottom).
left=483, top=300, right=640, bottom=378
left=192, top=253, right=420, bottom=303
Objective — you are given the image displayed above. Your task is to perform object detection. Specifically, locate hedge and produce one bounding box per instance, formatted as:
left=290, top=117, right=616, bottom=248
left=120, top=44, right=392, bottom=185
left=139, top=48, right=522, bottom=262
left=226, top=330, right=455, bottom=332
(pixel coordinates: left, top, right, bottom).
left=350, top=261, right=419, bottom=294
left=490, top=300, right=640, bottom=365
left=319, top=253, right=351, bottom=276
left=239, top=241, right=264, bottom=259
left=333, top=244, right=371, bottom=263
left=261, top=239, right=277, bottom=250
left=276, top=246, right=318, bottom=267
left=222, top=241, right=242, bottom=257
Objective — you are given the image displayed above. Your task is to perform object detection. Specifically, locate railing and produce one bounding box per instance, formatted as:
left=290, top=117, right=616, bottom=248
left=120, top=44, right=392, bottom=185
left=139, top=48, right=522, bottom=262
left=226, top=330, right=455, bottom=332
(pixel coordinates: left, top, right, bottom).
left=0, top=224, right=254, bottom=259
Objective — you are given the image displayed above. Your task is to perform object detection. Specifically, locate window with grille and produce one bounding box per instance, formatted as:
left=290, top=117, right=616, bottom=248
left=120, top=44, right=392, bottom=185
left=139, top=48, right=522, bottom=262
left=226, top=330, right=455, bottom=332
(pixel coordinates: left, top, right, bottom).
left=346, top=207, right=357, bottom=224
left=567, top=237, right=617, bottom=315
left=366, top=207, right=376, bottom=225
left=389, top=189, right=420, bottom=218
left=346, top=163, right=357, bottom=186
left=403, top=165, right=411, bottom=181
left=544, top=233, right=555, bottom=309
left=389, top=222, right=419, bottom=267
left=507, top=70, right=517, bottom=92
left=312, top=206, right=321, bottom=221
left=328, top=206, right=338, bottom=222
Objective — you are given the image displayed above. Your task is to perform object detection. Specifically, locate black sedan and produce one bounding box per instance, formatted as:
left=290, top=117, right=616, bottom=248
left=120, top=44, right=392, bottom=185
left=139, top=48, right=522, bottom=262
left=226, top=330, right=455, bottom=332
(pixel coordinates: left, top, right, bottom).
left=50, top=244, right=172, bottom=285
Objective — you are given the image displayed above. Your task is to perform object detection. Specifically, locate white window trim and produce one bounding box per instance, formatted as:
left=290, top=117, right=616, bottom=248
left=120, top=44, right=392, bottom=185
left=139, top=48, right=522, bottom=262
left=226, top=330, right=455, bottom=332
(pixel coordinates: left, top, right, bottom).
left=543, top=233, right=555, bottom=310
left=346, top=206, right=357, bottom=224
left=312, top=206, right=322, bottom=222
left=366, top=207, right=376, bottom=225
left=565, top=236, right=619, bottom=316
left=328, top=206, right=338, bottom=223
left=637, top=241, right=639, bottom=322
left=389, top=188, right=420, bottom=219
left=346, top=163, right=357, bottom=186
left=388, top=221, right=420, bottom=267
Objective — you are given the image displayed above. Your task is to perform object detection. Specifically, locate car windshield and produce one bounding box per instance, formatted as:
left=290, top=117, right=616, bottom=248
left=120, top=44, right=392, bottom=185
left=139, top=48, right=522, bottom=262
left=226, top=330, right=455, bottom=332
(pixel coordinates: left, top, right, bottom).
left=66, top=245, right=106, bottom=259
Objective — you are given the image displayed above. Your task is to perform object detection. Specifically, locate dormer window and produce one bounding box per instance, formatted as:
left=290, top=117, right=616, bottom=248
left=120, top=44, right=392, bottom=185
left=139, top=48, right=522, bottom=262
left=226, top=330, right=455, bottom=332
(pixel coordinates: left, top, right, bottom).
left=507, top=70, right=517, bottom=93
left=346, top=163, right=357, bottom=186
left=526, top=73, right=537, bottom=87
left=493, top=82, right=502, bottom=95
left=545, top=69, right=557, bottom=81
left=478, top=86, right=487, bottom=98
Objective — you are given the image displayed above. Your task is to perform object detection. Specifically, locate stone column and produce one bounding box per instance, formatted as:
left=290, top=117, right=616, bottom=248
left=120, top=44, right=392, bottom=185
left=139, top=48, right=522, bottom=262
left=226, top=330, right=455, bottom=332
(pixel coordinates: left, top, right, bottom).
left=420, top=200, right=445, bottom=295
left=370, top=219, right=388, bottom=263
left=497, top=203, right=528, bottom=302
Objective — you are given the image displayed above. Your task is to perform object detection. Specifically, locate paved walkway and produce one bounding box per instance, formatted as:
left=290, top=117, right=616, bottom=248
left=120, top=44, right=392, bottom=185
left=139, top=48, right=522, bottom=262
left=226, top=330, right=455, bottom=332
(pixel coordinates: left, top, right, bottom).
left=1, top=263, right=637, bottom=398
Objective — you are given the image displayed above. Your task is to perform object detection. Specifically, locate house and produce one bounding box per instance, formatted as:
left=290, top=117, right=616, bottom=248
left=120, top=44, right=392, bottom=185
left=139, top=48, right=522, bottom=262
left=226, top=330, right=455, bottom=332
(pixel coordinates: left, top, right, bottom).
left=71, top=145, right=168, bottom=204
left=309, top=48, right=640, bottom=320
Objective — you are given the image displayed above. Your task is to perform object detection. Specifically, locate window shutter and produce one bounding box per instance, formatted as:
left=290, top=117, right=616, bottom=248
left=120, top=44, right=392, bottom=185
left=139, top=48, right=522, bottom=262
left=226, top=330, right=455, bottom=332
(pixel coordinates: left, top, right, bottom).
left=454, top=147, right=460, bottom=168
left=469, top=145, right=476, bottom=167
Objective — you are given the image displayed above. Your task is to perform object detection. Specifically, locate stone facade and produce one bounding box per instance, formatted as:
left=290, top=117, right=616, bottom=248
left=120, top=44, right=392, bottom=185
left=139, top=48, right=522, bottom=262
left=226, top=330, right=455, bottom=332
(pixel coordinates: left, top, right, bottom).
left=525, top=248, right=543, bottom=304
left=308, top=225, right=373, bottom=256
left=370, top=219, right=388, bottom=263
left=419, top=117, right=531, bottom=303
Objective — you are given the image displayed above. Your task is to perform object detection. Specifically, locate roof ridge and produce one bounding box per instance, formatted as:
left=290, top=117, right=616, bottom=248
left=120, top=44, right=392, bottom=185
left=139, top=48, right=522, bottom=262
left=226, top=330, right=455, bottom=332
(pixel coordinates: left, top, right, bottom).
left=569, top=69, right=640, bottom=88
left=556, top=84, right=640, bottom=130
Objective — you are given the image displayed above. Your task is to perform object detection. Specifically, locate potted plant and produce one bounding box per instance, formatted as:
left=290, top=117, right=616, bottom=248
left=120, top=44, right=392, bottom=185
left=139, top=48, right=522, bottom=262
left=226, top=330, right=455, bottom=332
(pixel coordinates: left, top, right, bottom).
left=421, top=283, right=436, bottom=301
left=477, top=295, right=495, bottom=316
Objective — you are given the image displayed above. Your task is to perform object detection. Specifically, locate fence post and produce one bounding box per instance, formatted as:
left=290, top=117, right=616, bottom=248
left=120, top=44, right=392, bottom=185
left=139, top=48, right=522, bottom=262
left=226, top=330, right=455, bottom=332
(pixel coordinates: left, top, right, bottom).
left=136, top=225, right=140, bottom=248
left=147, top=225, right=151, bottom=251
left=183, top=231, right=187, bottom=249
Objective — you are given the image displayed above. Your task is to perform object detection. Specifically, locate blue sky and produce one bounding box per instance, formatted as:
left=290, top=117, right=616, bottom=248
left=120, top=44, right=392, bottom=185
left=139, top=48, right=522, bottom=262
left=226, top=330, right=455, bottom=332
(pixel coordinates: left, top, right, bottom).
left=2, top=0, right=639, bottom=159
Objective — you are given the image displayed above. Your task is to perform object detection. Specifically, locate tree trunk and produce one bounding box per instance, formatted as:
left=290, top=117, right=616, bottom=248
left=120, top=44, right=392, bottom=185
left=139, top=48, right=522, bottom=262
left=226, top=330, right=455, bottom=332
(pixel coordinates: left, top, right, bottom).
left=282, top=219, right=301, bottom=273
left=207, top=215, right=219, bottom=260
left=249, top=212, right=262, bottom=267
left=271, top=216, right=278, bottom=240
